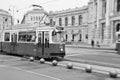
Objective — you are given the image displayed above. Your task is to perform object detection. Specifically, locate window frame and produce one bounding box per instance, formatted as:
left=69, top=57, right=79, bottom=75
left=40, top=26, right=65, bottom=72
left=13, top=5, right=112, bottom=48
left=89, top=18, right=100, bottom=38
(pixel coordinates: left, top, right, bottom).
left=65, top=17, right=68, bottom=26
left=79, top=15, right=82, bottom=25
left=4, top=32, right=10, bottom=42
left=18, top=31, right=36, bottom=43
left=71, top=16, right=75, bottom=26
left=59, top=18, right=62, bottom=26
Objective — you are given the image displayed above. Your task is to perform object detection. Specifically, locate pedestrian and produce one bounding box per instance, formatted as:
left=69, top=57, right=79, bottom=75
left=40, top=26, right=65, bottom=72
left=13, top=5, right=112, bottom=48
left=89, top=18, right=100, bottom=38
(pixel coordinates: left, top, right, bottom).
left=91, top=40, right=94, bottom=48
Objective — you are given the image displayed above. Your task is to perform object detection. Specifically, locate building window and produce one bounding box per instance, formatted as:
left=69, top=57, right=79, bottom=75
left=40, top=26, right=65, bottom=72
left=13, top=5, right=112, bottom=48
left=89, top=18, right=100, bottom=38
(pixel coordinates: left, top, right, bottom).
left=36, top=16, right=38, bottom=21
left=65, top=17, right=68, bottom=26
left=50, top=19, right=53, bottom=26
left=102, top=0, right=106, bottom=15
left=101, top=23, right=105, bottom=41
left=116, top=23, right=120, bottom=32
left=79, top=34, right=82, bottom=41
left=72, top=16, right=75, bottom=26
left=117, top=0, right=120, bottom=12
left=59, top=18, right=62, bottom=26
left=79, top=15, right=82, bottom=25
left=31, top=16, right=33, bottom=21
left=66, top=34, right=68, bottom=41
left=39, top=16, right=41, bottom=20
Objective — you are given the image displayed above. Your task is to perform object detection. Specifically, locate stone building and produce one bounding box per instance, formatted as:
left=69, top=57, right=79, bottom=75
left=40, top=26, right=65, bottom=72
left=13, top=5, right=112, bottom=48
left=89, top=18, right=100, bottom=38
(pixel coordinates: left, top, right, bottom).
left=88, top=0, right=120, bottom=46
left=0, top=9, right=13, bottom=41
left=21, top=5, right=49, bottom=27
left=49, top=6, right=88, bottom=43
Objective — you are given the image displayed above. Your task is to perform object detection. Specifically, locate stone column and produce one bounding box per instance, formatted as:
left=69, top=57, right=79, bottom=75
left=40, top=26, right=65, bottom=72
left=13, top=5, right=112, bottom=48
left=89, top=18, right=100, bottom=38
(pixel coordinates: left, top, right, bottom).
left=111, top=0, right=115, bottom=13
left=114, top=0, right=117, bottom=13
left=104, top=0, right=110, bottom=43
left=110, top=21, right=114, bottom=43
left=96, top=0, right=100, bottom=41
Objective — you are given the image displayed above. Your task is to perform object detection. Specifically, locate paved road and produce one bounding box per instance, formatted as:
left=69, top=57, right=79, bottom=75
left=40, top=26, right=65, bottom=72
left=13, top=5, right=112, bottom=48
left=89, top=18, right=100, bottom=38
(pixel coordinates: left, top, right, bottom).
left=65, top=47, right=120, bottom=68
left=0, top=54, right=118, bottom=80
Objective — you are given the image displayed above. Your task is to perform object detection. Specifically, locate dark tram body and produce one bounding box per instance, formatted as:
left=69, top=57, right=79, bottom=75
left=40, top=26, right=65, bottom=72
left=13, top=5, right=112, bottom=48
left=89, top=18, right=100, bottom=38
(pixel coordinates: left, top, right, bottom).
left=0, top=26, right=65, bottom=59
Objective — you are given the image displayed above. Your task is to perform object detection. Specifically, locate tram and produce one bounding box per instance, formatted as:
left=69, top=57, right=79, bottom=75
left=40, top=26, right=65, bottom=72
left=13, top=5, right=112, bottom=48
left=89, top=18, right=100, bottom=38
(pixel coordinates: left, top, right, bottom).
left=0, top=26, right=65, bottom=59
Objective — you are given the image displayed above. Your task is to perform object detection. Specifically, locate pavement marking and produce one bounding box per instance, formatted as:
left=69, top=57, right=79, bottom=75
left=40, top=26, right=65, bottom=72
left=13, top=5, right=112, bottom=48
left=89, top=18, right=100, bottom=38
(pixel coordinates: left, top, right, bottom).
left=66, top=52, right=98, bottom=57
left=66, top=54, right=83, bottom=57
left=0, top=65, right=61, bottom=80
left=0, top=58, right=21, bottom=62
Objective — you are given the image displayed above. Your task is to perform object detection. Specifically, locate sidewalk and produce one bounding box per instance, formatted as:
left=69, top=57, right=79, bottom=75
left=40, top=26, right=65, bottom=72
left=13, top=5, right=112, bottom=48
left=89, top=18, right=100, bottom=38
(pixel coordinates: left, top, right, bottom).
left=65, top=42, right=116, bottom=51
left=58, top=61, right=120, bottom=77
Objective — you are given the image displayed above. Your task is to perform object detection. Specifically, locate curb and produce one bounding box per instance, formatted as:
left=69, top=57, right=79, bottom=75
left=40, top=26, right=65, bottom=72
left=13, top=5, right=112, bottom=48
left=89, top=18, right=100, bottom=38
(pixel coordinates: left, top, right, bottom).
left=64, top=58, right=120, bottom=69
left=66, top=45, right=116, bottom=51
left=45, top=61, right=120, bottom=78
left=23, top=57, right=120, bottom=78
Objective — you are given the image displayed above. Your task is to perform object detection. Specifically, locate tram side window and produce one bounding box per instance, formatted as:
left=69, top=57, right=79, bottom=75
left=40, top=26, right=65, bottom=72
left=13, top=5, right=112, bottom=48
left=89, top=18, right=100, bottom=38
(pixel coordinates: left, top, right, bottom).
left=18, top=31, right=36, bottom=42
left=26, top=32, right=36, bottom=42
left=4, top=33, right=10, bottom=41
left=18, top=32, right=26, bottom=41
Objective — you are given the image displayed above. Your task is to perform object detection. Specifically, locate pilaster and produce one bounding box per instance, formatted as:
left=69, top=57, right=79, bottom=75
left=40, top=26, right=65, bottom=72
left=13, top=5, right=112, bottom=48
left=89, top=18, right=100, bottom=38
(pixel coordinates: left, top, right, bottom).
left=104, top=0, right=110, bottom=44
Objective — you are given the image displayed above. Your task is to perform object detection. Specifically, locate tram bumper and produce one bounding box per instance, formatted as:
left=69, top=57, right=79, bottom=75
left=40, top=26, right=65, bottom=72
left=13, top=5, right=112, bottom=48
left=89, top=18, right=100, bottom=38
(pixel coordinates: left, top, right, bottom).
left=50, top=53, right=65, bottom=57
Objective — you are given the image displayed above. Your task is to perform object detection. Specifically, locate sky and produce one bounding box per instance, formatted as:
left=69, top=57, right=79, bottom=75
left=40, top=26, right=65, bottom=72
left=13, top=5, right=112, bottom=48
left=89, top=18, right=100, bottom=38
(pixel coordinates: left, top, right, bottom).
left=0, top=0, right=89, bottom=23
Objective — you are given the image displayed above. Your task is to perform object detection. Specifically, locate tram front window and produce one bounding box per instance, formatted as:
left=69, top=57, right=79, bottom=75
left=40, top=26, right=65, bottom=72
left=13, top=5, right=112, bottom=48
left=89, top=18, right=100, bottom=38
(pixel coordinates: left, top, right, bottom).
left=52, top=31, right=64, bottom=42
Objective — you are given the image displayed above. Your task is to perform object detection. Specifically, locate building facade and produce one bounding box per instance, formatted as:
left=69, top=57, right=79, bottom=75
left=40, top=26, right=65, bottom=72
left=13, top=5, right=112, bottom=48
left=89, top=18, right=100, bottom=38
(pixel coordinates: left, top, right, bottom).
left=19, top=0, right=120, bottom=46
left=21, top=5, right=49, bottom=27
left=88, top=0, right=120, bottom=46
left=0, top=9, right=13, bottom=41
left=49, top=6, right=88, bottom=43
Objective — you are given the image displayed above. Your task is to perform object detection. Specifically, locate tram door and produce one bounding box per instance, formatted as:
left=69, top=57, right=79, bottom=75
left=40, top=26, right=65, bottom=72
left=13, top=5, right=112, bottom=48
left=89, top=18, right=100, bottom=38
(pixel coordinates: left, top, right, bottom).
left=37, top=31, right=50, bottom=57
left=11, top=33, right=17, bottom=54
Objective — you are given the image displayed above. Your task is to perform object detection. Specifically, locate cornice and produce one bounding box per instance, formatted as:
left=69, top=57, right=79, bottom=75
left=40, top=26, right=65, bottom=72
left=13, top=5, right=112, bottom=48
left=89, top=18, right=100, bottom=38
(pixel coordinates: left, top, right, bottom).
left=49, top=6, right=88, bottom=15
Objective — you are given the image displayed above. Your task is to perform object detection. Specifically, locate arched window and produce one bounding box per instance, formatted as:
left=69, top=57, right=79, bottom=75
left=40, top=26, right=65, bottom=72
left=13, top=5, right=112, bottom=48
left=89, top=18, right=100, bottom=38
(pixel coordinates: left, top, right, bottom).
left=116, top=24, right=120, bottom=32
left=65, top=17, right=68, bottom=26
left=31, top=16, right=33, bottom=21
left=50, top=19, right=53, bottom=26
left=117, top=0, right=120, bottom=12
left=102, top=0, right=106, bottom=14
left=79, top=15, right=82, bottom=25
left=36, top=16, right=38, bottom=21
left=59, top=18, right=62, bottom=26
left=72, top=16, right=75, bottom=26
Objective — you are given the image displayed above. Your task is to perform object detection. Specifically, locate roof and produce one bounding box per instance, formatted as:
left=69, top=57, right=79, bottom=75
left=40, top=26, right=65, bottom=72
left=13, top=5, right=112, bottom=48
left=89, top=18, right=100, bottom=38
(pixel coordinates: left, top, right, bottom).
left=49, top=6, right=88, bottom=15
left=0, top=9, right=11, bottom=16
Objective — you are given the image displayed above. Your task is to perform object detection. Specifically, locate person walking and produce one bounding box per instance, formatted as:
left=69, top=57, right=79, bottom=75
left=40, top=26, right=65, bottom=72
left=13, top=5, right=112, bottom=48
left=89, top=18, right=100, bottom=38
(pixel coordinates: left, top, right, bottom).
left=91, top=40, right=94, bottom=48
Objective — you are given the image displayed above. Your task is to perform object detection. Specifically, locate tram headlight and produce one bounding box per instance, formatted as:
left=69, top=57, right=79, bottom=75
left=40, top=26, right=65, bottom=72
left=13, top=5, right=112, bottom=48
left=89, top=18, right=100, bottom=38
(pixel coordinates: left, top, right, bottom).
left=60, top=48, right=63, bottom=52
left=60, top=44, right=64, bottom=52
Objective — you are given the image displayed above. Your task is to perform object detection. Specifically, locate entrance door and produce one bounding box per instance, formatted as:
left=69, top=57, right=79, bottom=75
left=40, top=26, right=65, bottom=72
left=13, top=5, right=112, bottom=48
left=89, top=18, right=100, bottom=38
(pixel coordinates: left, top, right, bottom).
left=37, top=31, right=50, bottom=58
left=11, top=33, right=17, bottom=54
